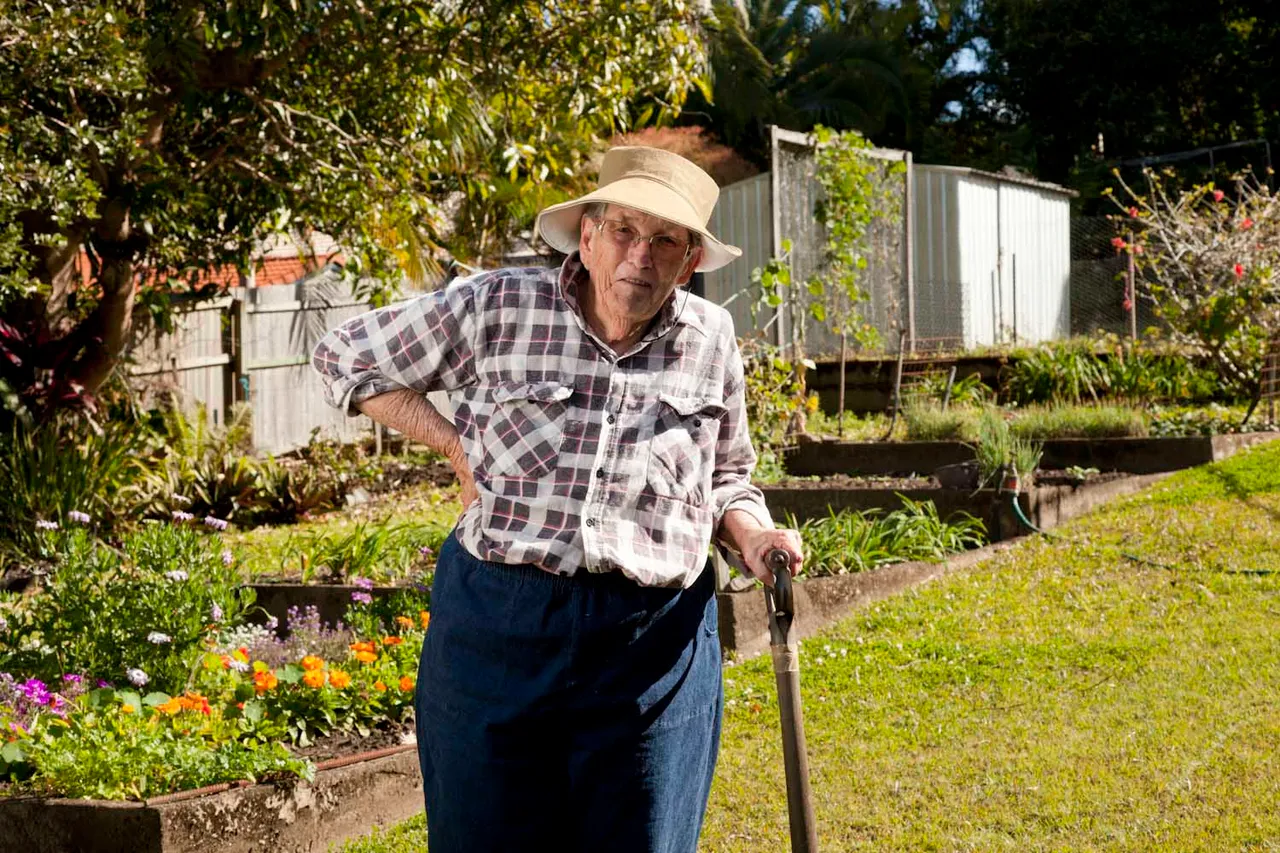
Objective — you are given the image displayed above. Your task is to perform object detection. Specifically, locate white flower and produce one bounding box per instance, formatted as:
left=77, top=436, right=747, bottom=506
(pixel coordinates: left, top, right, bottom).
left=172, top=494, right=192, bottom=505
left=228, top=659, right=250, bottom=673
left=164, top=570, right=189, bottom=582
left=67, top=511, right=91, bottom=524
left=146, top=632, right=172, bottom=645
left=210, top=603, right=224, bottom=622
left=172, top=511, right=194, bottom=522
left=0, top=615, right=7, bottom=632
left=221, top=549, right=234, bottom=566
left=203, top=516, right=229, bottom=531
left=126, top=668, right=149, bottom=687
left=35, top=519, right=58, bottom=531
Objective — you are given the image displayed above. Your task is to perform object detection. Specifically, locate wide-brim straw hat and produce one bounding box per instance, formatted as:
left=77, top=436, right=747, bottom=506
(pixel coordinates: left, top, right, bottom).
left=535, top=146, right=742, bottom=273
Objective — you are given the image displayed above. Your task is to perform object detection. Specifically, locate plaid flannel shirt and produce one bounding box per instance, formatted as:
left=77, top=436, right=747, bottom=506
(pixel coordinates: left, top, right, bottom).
left=311, top=253, right=773, bottom=588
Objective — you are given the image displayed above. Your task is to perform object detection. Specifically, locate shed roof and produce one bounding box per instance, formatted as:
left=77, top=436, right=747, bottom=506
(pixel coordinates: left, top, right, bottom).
left=917, top=164, right=1078, bottom=198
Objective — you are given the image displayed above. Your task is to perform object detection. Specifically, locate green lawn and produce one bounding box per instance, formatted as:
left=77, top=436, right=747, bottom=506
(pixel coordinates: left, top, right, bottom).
left=334, top=441, right=1280, bottom=852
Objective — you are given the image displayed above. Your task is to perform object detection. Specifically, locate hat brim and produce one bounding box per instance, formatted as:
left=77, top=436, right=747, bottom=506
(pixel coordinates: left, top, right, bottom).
left=535, top=177, right=742, bottom=273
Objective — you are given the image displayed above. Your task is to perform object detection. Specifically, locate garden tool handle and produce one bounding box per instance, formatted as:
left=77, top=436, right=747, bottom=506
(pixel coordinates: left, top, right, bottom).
left=767, top=548, right=793, bottom=618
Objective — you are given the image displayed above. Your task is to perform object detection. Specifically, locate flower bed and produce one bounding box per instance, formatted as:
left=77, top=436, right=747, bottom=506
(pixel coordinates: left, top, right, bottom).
left=0, top=518, right=428, bottom=804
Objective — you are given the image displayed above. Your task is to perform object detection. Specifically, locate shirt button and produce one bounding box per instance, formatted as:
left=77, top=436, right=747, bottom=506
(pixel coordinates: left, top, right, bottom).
left=596, top=468, right=605, bottom=479
left=586, top=518, right=596, bottom=527
left=693, top=417, right=702, bottom=428
left=607, top=414, right=616, bottom=425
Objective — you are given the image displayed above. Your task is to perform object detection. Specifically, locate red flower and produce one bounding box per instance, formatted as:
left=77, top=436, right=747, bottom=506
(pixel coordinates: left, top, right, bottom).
left=1110, top=237, right=1126, bottom=250
left=1234, top=263, right=1245, bottom=278
left=1128, top=206, right=1139, bottom=218
left=1123, top=298, right=1133, bottom=312
left=1133, top=244, right=1144, bottom=254
left=1240, top=217, right=1254, bottom=230
left=1212, top=190, right=1225, bottom=202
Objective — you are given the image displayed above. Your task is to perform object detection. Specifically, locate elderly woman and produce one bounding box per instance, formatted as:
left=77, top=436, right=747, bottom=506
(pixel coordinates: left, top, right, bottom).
left=312, top=146, right=804, bottom=853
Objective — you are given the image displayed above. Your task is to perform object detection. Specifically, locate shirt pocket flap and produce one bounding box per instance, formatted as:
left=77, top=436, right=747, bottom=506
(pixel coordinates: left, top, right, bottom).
left=492, top=380, right=573, bottom=405
left=657, top=393, right=728, bottom=419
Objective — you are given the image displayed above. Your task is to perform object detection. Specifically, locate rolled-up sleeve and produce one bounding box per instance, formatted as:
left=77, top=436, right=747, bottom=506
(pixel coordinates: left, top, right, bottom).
left=710, top=338, right=774, bottom=533
left=311, top=276, right=482, bottom=415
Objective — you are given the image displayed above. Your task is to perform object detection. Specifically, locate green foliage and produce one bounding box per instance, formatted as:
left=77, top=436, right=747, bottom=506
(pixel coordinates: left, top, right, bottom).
left=902, top=402, right=978, bottom=442
left=1002, top=340, right=1109, bottom=406
left=786, top=497, right=985, bottom=577
left=0, top=414, right=146, bottom=561
left=809, top=125, right=903, bottom=349
left=1009, top=404, right=1148, bottom=440
left=0, top=0, right=707, bottom=414
left=974, top=407, right=1042, bottom=488
left=1148, top=403, right=1277, bottom=438
left=287, top=520, right=443, bottom=584
left=0, top=524, right=249, bottom=693
left=739, top=338, right=812, bottom=482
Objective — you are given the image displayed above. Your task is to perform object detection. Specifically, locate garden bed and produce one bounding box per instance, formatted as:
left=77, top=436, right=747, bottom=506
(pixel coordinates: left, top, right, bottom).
left=0, top=742, right=422, bottom=853
left=784, top=431, right=1280, bottom=477
left=761, top=472, right=1170, bottom=542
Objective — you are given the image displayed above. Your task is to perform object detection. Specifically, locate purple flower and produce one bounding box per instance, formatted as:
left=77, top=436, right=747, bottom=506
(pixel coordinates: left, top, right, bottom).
left=126, top=667, right=149, bottom=687
left=228, top=659, right=250, bottom=673
left=19, top=678, right=50, bottom=705
left=35, top=519, right=58, bottom=531
left=221, top=549, right=234, bottom=566
left=418, top=546, right=434, bottom=557
left=352, top=576, right=374, bottom=591
left=7, top=722, right=25, bottom=736
left=68, top=510, right=91, bottom=524
left=62, top=674, right=83, bottom=684
left=351, top=591, right=373, bottom=605
left=172, top=511, right=194, bottom=522
left=96, top=679, right=113, bottom=688
left=203, top=516, right=229, bottom=531
left=210, top=603, right=224, bottom=622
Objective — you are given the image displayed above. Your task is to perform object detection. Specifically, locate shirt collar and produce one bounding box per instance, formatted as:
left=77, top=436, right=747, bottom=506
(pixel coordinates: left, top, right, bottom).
left=556, top=252, right=705, bottom=342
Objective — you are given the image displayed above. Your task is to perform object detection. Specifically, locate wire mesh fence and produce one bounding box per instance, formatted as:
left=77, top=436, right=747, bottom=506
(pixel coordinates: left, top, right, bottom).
left=1069, top=215, right=1160, bottom=338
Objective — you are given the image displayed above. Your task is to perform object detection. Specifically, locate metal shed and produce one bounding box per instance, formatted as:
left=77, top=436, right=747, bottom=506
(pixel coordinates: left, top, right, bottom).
left=912, top=165, right=1075, bottom=349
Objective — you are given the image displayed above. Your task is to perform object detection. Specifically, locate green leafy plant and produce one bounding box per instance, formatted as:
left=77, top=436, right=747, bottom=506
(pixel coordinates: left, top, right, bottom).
left=1003, top=340, right=1109, bottom=406
left=288, top=520, right=443, bottom=583
left=785, top=498, right=985, bottom=577
left=739, top=338, right=813, bottom=482
left=974, top=407, right=1043, bottom=488
left=902, top=402, right=980, bottom=442
left=0, top=524, right=250, bottom=693
left=1009, top=404, right=1148, bottom=439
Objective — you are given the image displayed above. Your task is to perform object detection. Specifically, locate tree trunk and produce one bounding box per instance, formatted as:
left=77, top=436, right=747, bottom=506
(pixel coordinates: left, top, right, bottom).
left=71, top=252, right=137, bottom=395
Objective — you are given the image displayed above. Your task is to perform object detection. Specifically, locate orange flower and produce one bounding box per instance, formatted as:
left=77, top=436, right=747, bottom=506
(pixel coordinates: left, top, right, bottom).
left=235, top=648, right=249, bottom=662
left=120, top=704, right=134, bottom=714
left=395, top=616, right=414, bottom=629
left=220, top=654, right=232, bottom=670
left=349, top=641, right=377, bottom=654
left=329, top=670, right=351, bottom=689
left=158, top=698, right=184, bottom=715
left=383, top=636, right=403, bottom=646
left=253, top=670, right=278, bottom=693
left=355, top=650, right=378, bottom=664
left=419, top=611, right=431, bottom=629
left=399, top=676, right=414, bottom=692
left=180, top=693, right=211, bottom=715
left=301, top=655, right=324, bottom=672
left=303, top=669, right=327, bottom=689
left=374, top=680, right=388, bottom=692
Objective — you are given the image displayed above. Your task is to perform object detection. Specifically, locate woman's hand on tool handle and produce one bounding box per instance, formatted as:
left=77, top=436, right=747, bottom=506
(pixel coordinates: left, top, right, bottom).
left=720, top=510, right=804, bottom=586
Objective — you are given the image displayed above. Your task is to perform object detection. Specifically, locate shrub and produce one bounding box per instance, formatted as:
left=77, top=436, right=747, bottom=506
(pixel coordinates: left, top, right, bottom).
left=974, top=407, right=1042, bottom=487
left=287, top=520, right=444, bottom=583
left=903, top=403, right=979, bottom=442
left=1148, top=403, right=1277, bottom=436
left=0, top=522, right=249, bottom=693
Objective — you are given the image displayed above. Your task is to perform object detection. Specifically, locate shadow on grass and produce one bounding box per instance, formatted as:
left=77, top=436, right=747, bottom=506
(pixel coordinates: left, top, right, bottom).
left=1204, top=464, right=1280, bottom=523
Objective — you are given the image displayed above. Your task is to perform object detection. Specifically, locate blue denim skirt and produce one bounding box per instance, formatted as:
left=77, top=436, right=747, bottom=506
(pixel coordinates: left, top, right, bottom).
left=414, top=530, right=723, bottom=853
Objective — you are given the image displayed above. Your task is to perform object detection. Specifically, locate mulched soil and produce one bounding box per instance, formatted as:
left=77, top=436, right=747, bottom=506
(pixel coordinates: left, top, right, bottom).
left=362, top=458, right=457, bottom=495
left=291, top=721, right=415, bottom=763
left=772, top=469, right=1127, bottom=490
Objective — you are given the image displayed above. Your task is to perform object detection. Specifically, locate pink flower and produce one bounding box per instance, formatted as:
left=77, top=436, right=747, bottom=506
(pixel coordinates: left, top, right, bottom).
left=1239, top=217, right=1254, bottom=230
left=1233, top=263, right=1245, bottom=278
left=1128, top=206, right=1139, bottom=218
left=1123, top=298, right=1133, bottom=312
left=1133, top=244, right=1144, bottom=254
left=1110, top=237, right=1126, bottom=250
left=1212, top=190, right=1225, bottom=202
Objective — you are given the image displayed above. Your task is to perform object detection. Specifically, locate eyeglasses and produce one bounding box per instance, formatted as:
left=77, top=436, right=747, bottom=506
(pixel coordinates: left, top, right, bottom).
left=592, top=218, right=694, bottom=265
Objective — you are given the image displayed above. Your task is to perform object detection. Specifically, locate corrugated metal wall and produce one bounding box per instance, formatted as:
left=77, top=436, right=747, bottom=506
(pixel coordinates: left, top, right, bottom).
left=913, top=166, right=1072, bottom=349
left=702, top=172, right=773, bottom=338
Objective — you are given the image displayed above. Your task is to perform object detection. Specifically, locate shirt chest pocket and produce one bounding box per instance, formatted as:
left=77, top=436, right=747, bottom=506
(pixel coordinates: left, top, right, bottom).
left=645, top=393, right=728, bottom=505
left=480, top=380, right=573, bottom=480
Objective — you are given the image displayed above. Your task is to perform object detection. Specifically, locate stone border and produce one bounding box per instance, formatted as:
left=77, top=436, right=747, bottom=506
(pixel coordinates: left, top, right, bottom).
left=784, top=432, right=1280, bottom=477
left=0, top=745, right=422, bottom=853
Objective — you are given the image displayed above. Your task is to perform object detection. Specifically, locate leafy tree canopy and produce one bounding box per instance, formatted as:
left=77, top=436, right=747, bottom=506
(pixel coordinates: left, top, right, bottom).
left=0, top=0, right=705, bottom=421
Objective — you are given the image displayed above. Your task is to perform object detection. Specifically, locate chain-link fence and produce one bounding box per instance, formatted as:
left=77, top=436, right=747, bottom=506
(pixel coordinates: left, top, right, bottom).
left=1069, top=215, right=1160, bottom=338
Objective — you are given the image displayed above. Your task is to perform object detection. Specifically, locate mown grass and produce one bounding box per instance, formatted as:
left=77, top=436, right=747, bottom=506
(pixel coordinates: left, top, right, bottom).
left=334, top=441, right=1280, bottom=852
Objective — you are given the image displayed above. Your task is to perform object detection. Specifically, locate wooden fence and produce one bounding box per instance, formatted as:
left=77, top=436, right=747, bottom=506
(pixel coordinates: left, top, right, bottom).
left=129, top=282, right=423, bottom=455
